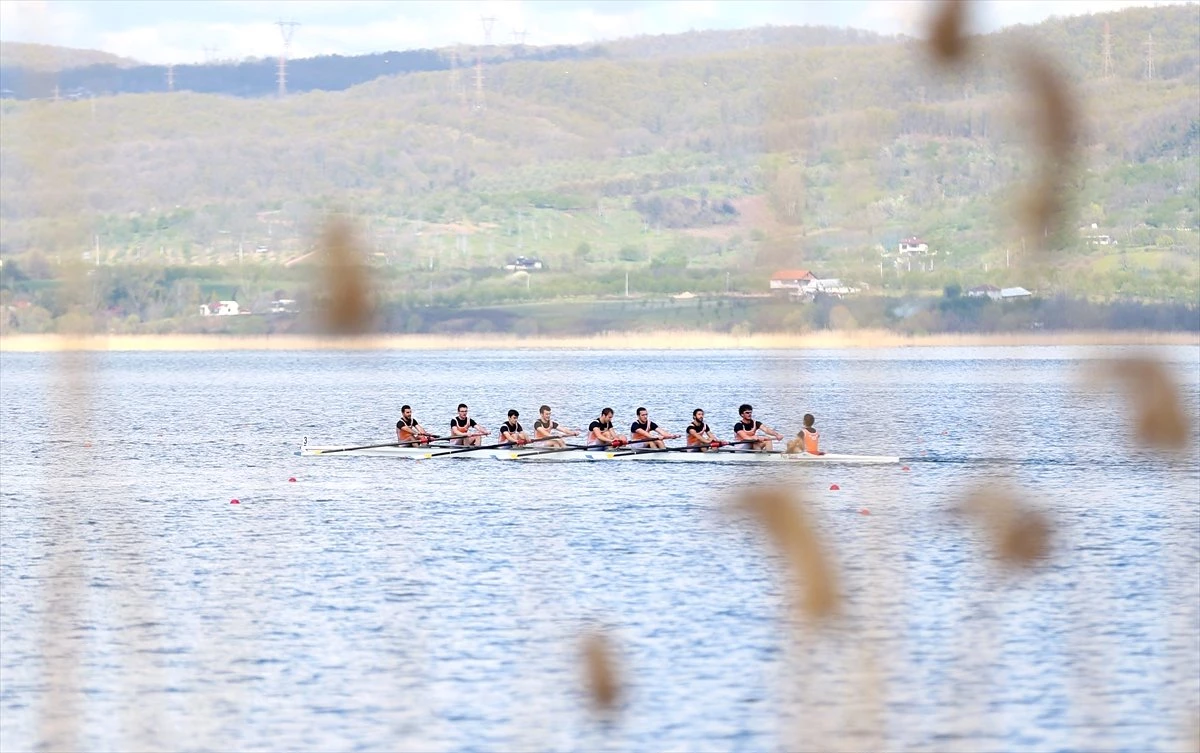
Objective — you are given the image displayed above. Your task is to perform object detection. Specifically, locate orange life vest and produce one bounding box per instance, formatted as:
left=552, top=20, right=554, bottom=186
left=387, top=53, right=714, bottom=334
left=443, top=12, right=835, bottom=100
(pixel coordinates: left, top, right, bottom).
left=803, top=428, right=820, bottom=454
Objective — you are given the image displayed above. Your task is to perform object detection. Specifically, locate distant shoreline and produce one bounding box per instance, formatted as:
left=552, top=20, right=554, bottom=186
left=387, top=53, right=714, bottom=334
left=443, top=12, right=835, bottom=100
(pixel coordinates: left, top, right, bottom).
left=1, top=330, right=1197, bottom=352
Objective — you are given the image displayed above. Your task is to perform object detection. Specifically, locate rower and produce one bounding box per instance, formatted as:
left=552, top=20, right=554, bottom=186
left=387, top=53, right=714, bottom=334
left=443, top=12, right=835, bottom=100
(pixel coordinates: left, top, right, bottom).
left=792, top=413, right=825, bottom=456
left=449, top=403, right=489, bottom=447
left=587, top=408, right=626, bottom=449
left=630, top=407, right=679, bottom=449
left=733, top=403, right=784, bottom=451
left=395, top=405, right=432, bottom=444
left=685, top=408, right=721, bottom=451
left=497, top=410, right=529, bottom=447
left=533, top=405, right=578, bottom=449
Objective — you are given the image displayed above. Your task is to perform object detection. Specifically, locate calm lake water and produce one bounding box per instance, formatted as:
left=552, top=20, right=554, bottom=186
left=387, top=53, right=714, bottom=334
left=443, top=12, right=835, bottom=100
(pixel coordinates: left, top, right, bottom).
left=1, top=346, right=1198, bottom=752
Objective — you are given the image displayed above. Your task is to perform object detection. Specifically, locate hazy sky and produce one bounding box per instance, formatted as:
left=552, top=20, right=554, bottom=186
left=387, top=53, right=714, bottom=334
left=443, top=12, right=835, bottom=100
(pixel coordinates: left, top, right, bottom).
left=0, top=0, right=1187, bottom=64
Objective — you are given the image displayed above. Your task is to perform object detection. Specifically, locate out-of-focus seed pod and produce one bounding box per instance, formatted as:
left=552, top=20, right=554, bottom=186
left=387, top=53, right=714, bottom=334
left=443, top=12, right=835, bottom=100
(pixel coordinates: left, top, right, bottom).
left=1103, top=357, right=1191, bottom=450
left=738, top=487, right=840, bottom=620
left=1013, top=49, right=1079, bottom=250
left=928, top=0, right=970, bottom=64
left=317, top=216, right=374, bottom=335
left=580, top=629, right=620, bottom=712
left=959, top=483, right=1052, bottom=568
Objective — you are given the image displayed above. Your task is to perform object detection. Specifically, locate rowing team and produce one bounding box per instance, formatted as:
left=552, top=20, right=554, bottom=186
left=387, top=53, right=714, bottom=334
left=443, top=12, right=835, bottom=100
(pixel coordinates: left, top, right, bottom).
left=395, top=403, right=826, bottom=454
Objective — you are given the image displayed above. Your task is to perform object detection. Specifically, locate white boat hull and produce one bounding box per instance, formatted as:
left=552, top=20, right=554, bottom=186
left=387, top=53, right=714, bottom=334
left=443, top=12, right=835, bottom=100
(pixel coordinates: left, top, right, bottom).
left=299, top=440, right=899, bottom=465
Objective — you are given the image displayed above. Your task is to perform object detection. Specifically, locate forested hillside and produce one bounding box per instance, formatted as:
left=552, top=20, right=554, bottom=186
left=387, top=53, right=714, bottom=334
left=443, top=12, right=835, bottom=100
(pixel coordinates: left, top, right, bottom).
left=0, top=5, right=1197, bottom=335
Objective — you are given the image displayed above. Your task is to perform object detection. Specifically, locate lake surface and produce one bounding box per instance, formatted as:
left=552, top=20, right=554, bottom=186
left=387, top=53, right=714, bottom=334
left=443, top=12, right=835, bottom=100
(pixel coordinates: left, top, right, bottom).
left=2, top=346, right=1198, bottom=752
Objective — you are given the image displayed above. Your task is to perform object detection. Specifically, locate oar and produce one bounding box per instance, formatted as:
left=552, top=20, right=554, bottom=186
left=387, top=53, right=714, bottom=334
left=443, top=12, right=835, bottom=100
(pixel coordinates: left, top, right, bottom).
left=426, top=438, right=536, bottom=456
left=512, top=442, right=591, bottom=459
left=312, top=435, right=448, bottom=455
left=429, top=431, right=490, bottom=445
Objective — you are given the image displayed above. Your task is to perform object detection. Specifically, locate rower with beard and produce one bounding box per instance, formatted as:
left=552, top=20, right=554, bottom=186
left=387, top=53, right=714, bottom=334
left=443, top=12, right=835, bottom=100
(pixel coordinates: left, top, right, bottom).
left=497, top=409, right=529, bottom=447
left=685, top=408, right=722, bottom=451
left=533, top=405, right=579, bottom=449
left=629, top=407, right=680, bottom=449
left=587, top=407, right=626, bottom=449
left=733, top=403, right=784, bottom=451
left=449, top=403, right=489, bottom=446
left=395, top=405, right=433, bottom=444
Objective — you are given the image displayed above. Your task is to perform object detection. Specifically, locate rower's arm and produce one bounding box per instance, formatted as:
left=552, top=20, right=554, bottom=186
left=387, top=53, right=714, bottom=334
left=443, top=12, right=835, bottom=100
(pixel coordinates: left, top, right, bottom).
left=762, top=424, right=783, bottom=440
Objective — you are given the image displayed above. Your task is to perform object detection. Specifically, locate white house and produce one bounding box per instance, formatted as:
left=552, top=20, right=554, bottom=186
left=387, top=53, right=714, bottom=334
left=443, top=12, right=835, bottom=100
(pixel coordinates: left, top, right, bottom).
left=1000, top=287, right=1032, bottom=300
left=966, top=284, right=1001, bottom=300
left=898, top=237, right=929, bottom=255
left=269, top=299, right=299, bottom=314
left=503, top=256, right=544, bottom=271
left=808, top=278, right=860, bottom=298
left=199, top=300, right=241, bottom=316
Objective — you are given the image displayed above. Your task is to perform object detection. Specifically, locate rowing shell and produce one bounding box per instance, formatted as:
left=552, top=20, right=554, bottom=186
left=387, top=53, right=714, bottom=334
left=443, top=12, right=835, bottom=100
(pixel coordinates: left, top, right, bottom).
left=298, top=439, right=899, bottom=464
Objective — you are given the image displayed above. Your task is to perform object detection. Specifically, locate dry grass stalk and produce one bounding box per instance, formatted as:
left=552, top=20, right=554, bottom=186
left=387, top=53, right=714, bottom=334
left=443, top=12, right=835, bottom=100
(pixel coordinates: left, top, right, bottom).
left=1102, top=357, right=1192, bottom=450
left=927, top=0, right=970, bottom=64
left=959, top=483, right=1052, bottom=568
left=580, top=629, right=621, bottom=712
left=317, top=217, right=374, bottom=335
left=737, top=487, right=840, bottom=620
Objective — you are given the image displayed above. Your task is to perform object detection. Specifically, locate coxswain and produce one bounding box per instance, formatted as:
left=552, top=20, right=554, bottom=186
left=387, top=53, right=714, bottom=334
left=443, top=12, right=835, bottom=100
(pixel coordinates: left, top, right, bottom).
left=587, top=408, right=626, bottom=448
left=497, top=409, right=529, bottom=447
left=789, top=413, right=825, bottom=455
left=629, top=407, right=680, bottom=449
left=733, top=403, right=784, bottom=451
left=449, top=403, right=489, bottom=446
left=685, top=408, right=722, bottom=451
left=533, top=405, right=579, bottom=448
left=395, top=405, right=433, bottom=444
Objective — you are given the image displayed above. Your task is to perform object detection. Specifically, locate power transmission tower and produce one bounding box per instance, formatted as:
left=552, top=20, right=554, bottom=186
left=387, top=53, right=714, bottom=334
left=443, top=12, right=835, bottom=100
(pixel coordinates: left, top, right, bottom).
left=166, top=64, right=175, bottom=91
left=1101, top=22, right=1113, bottom=78
left=512, top=29, right=528, bottom=47
left=474, top=17, right=494, bottom=112
left=1144, top=32, right=1154, bottom=80
left=277, top=19, right=300, bottom=97
left=202, top=45, right=218, bottom=63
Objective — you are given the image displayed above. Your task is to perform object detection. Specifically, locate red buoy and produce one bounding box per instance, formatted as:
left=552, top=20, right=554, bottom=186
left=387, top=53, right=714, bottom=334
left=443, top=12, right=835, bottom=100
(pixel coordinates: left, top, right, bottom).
left=902, top=466, right=910, bottom=472
left=230, top=499, right=240, bottom=504
left=288, top=477, right=297, bottom=483
left=829, top=484, right=840, bottom=491
left=859, top=508, right=871, bottom=515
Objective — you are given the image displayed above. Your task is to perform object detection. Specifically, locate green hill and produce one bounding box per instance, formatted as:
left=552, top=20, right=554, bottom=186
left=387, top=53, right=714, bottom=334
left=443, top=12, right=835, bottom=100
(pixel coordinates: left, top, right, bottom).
left=0, top=3, right=1197, bottom=332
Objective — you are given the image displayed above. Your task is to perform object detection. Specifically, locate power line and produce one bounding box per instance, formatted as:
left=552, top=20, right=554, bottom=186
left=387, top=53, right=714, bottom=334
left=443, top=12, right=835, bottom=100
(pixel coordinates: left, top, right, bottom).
left=277, top=19, right=301, bottom=97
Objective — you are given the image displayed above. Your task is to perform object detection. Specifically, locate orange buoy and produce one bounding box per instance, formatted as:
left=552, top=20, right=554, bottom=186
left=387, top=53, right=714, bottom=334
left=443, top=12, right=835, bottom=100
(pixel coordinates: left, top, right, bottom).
left=288, top=477, right=297, bottom=483
left=830, top=484, right=840, bottom=491
left=902, top=466, right=910, bottom=472
left=859, top=508, right=871, bottom=515
left=230, top=499, right=240, bottom=504
left=83, top=442, right=92, bottom=448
